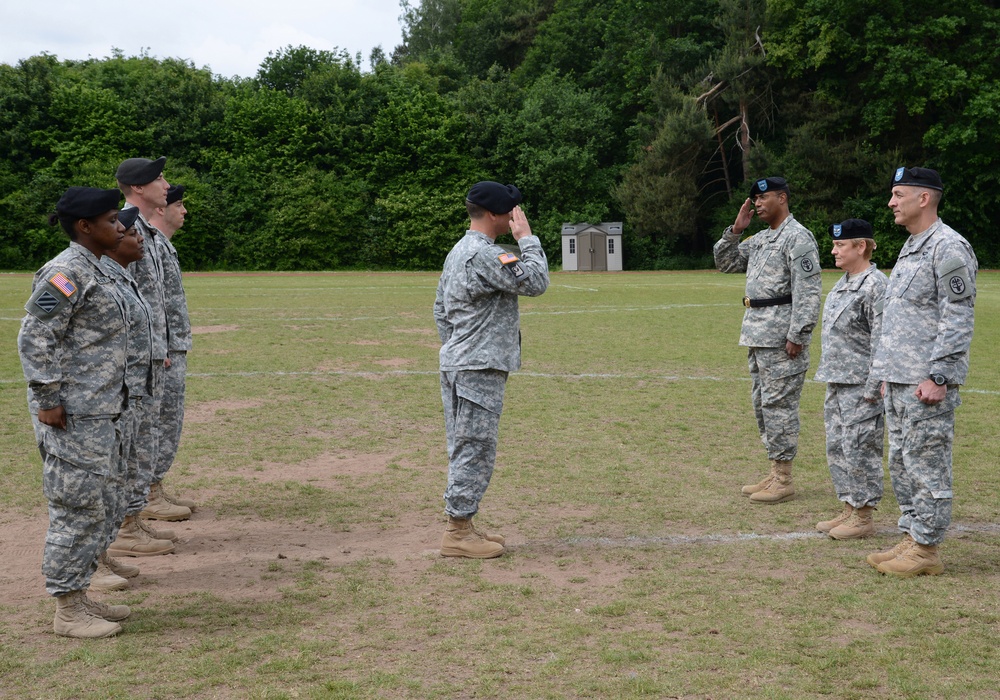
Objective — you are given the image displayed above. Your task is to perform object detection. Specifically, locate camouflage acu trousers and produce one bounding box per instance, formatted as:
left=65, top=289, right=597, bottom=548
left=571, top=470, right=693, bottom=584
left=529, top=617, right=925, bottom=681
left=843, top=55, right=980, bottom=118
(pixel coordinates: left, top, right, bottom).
left=33, top=414, right=121, bottom=596
left=747, top=346, right=809, bottom=462
left=154, top=350, right=186, bottom=483
left=824, top=384, right=884, bottom=508
left=105, top=401, right=140, bottom=549
left=884, top=382, right=959, bottom=546
left=441, top=369, right=508, bottom=519
left=126, top=362, right=163, bottom=515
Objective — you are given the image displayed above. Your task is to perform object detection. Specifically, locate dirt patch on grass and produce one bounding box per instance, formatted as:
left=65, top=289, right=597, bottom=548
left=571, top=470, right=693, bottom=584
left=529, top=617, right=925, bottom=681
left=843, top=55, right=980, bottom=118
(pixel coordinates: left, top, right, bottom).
left=192, top=324, right=240, bottom=334
left=374, top=358, right=413, bottom=367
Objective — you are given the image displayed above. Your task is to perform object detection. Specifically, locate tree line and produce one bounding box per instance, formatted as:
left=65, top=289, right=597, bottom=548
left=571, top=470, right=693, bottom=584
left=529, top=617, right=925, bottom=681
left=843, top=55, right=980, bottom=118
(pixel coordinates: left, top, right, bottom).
left=1, top=0, right=997, bottom=271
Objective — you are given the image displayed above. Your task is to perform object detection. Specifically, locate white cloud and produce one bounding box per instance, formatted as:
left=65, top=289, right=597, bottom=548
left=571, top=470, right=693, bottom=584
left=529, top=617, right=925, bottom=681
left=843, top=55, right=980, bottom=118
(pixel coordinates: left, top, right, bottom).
left=0, top=0, right=405, bottom=78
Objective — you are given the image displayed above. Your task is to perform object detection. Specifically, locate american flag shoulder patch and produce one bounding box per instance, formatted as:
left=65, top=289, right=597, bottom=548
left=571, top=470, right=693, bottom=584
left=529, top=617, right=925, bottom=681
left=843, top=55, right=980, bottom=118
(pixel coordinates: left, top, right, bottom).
left=50, top=272, right=77, bottom=297
left=497, top=252, right=520, bottom=265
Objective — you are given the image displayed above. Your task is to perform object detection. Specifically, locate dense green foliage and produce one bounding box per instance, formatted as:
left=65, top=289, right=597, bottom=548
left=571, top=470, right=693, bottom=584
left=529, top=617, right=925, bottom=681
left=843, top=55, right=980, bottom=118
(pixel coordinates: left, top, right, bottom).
left=1, top=1, right=998, bottom=270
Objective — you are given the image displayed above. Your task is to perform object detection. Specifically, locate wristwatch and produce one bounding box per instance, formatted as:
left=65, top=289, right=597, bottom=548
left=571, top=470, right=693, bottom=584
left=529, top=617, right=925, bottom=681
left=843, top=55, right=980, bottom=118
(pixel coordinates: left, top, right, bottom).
left=930, top=374, right=947, bottom=386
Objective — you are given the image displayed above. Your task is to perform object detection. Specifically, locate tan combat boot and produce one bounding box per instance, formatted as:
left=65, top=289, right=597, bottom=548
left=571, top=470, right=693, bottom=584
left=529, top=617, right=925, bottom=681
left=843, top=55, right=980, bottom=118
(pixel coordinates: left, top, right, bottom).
left=741, top=463, right=775, bottom=496
left=138, top=516, right=178, bottom=543
left=53, top=591, right=121, bottom=638
left=108, top=515, right=175, bottom=557
left=471, top=519, right=505, bottom=546
left=101, top=551, right=139, bottom=579
left=816, top=503, right=853, bottom=533
left=749, top=460, right=794, bottom=504
left=829, top=505, right=876, bottom=540
left=441, top=517, right=505, bottom=559
left=81, top=592, right=130, bottom=621
left=158, top=480, right=197, bottom=511
left=140, top=482, right=192, bottom=521
left=89, top=556, right=129, bottom=592
left=866, top=534, right=914, bottom=569
left=876, top=542, right=944, bottom=577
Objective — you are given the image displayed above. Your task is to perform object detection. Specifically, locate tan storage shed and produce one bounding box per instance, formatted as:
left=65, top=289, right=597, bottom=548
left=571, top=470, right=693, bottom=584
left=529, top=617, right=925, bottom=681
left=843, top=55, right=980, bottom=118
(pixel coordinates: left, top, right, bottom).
left=561, top=222, right=623, bottom=271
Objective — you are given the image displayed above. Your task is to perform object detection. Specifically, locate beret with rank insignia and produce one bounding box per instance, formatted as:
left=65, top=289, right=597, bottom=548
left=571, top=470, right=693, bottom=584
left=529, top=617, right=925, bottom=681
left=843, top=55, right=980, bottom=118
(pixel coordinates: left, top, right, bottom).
left=892, top=166, right=943, bottom=191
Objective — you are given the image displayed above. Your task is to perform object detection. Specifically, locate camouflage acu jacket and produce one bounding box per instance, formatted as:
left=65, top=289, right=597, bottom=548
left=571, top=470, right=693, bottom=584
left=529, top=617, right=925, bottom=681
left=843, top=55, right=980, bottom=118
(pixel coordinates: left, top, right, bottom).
left=156, top=234, right=192, bottom=352
left=872, top=219, right=977, bottom=385
left=434, top=231, right=549, bottom=372
left=18, top=243, right=128, bottom=415
left=126, top=209, right=168, bottom=360
left=814, top=264, right=888, bottom=399
left=714, top=215, right=822, bottom=348
left=101, top=256, right=154, bottom=399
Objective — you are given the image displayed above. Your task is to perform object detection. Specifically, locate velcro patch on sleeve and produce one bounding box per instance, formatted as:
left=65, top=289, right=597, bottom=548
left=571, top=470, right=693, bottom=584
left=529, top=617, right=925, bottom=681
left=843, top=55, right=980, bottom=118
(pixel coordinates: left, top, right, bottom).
left=498, top=251, right=525, bottom=278
left=49, top=272, right=78, bottom=297
left=25, top=281, right=70, bottom=320
left=943, top=267, right=973, bottom=301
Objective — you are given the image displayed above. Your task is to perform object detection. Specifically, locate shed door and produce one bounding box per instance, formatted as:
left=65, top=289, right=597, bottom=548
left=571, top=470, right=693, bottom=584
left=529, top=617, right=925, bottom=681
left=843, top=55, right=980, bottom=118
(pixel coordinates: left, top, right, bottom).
left=578, top=232, right=608, bottom=271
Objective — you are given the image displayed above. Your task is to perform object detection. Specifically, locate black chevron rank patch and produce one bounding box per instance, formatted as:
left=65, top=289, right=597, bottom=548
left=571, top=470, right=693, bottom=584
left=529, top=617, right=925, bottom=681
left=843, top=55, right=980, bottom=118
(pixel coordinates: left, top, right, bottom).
left=34, top=290, right=60, bottom=313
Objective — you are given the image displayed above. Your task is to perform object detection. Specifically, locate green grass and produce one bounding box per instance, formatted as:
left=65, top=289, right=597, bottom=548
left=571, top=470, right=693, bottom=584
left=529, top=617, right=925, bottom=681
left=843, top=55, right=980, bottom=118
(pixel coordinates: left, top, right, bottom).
left=1, top=269, right=1000, bottom=699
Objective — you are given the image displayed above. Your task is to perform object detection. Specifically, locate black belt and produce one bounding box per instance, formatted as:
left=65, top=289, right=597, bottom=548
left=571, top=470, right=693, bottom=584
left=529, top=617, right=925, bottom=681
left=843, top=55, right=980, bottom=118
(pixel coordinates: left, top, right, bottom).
left=743, top=295, right=792, bottom=308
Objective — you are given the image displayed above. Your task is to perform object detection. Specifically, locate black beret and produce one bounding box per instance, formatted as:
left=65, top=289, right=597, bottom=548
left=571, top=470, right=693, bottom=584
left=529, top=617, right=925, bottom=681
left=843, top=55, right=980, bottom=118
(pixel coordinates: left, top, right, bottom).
left=749, top=177, right=789, bottom=197
left=829, top=218, right=874, bottom=240
left=56, top=187, right=122, bottom=219
left=118, top=207, right=141, bottom=230
left=891, top=166, right=943, bottom=191
left=166, top=184, right=185, bottom=205
left=115, top=156, right=167, bottom=185
left=466, top=181, right=522, bottom=214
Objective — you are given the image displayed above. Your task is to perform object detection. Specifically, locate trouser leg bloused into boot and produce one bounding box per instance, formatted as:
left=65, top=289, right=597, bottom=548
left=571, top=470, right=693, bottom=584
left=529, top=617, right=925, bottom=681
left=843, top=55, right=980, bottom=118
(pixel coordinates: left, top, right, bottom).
left=750, top=460, right=795, bottom=504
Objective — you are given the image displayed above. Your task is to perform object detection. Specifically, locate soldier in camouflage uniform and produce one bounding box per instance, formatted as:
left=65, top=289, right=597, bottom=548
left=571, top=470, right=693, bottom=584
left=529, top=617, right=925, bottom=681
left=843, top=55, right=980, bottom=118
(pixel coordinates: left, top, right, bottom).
left=95, top=208, right=173, bottom=590
left=868, top=167, right=977, bottom=577
left=148, top=184, right=196, bottom=513
left=18, top=187, right=133, bottom=638
left=434, top=182, right=549, bottom=558
left=714, top=177, right=822, bottom=503
left=813, top=219, right=889, bottom=540
left=109, top=158, right=188, bottom=564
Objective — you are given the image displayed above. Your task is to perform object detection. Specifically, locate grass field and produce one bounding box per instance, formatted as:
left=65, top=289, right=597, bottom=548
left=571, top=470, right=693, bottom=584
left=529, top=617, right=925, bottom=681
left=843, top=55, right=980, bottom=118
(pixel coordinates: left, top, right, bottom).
left=1, top=268, right=999, bottom=699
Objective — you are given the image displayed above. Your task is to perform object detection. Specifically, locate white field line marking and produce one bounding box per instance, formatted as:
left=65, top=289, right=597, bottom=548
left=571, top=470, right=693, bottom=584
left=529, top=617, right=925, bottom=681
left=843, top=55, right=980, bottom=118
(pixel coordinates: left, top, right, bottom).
left=523, top=522, right=1000, bottom=549
left=4, top=370, right=999, bottom=397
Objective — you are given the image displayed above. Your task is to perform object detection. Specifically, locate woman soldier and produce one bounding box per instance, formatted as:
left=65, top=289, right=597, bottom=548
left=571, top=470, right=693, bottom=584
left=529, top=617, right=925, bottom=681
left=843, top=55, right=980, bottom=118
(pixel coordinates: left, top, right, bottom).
left=813, top=219, right=889, bottom=539
left=18, top=187, right=133, bottom=638
left=92, top=207, right=174, bottom=592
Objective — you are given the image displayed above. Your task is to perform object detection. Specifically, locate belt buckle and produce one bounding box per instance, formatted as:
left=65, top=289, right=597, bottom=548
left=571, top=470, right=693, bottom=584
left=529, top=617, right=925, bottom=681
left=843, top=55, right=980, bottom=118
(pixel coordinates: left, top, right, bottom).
left=742, top=296, right=751, bottom=308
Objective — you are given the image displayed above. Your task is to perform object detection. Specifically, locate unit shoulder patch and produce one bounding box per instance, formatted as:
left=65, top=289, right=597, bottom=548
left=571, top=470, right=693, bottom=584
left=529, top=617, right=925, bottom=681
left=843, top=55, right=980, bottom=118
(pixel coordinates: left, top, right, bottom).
left=497, top=251, right=525, bottom=279
left=25, top=279, right=73, bottom=320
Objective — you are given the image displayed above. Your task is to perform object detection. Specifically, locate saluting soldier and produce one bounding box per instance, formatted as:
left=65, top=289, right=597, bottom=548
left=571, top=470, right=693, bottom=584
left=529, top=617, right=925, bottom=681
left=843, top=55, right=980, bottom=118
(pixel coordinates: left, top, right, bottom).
left=868, top=167, right=977, bottom=577
left=18, top=187, right=133, bottom=638
left=814, top=219, right=888, bottom=539
left=714, top=177, right=822, bottom=503
left=434, top=182, right=549, bottom=558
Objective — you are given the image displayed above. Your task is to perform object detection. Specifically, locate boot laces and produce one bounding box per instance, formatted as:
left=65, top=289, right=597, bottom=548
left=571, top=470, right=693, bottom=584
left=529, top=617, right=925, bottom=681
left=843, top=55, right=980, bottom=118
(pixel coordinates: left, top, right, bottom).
left=135, top=517, right=159, bottom=541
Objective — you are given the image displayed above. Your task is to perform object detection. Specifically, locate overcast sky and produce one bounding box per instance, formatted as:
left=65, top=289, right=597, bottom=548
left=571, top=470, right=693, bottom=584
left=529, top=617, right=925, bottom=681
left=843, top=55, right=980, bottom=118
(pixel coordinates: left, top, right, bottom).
left=0, top=0, right=407, bottom=79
